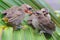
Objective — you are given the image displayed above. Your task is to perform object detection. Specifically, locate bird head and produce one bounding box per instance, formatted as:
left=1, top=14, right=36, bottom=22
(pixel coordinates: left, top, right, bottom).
left=41, top=8, right=49, bottom=16
left=34, top=10, right=43, bottom=16
left=32, top=10, right=45, bottom=19
left=20, top=4, right=33, bottom=15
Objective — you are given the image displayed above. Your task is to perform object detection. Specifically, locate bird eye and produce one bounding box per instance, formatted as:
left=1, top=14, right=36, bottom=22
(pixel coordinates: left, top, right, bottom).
left=36, top=12, right=40, bottom=15
left=43, top=11, right=46, bottom=13
left=46, top=12, right=48, bottom=14
left=28, top=8, right=32, bottom=10
left=3, top=13, right=7, bottom=16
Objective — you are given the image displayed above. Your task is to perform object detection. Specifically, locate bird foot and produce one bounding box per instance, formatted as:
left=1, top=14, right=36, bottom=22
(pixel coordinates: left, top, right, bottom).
left=13, top=25, right=23, bottom=31
left=40, top=31, right=46, bottom=34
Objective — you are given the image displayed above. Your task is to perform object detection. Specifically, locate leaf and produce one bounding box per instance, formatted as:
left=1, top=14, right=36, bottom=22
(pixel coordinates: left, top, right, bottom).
left=0, top=27, right=3, bottom=40
left=2, top=27, right=13, bottom=40
left=3, top=0, right=18, bottom=6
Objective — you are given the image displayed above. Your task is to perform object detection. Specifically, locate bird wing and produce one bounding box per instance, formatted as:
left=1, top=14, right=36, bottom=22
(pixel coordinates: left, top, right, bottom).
left=32, top=15, right=41, bottom=29
left=39, top=21, right=55, bottom=34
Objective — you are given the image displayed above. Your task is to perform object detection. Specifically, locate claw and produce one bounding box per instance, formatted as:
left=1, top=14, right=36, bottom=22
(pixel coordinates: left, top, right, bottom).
left=13, top=25, right=24, bottom=30
left=40, top=30, right=46, bottom=34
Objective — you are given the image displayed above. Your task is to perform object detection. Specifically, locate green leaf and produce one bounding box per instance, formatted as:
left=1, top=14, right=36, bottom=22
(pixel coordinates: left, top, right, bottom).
left=2, top=27, right=13, bottom=40
left=13, top=30, right=25, bottom=40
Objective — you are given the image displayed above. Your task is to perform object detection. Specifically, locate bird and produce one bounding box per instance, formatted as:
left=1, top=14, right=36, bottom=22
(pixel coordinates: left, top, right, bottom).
left=28, top=10, right=55, bottom=35
left=2, top=4, right=33, bottom=30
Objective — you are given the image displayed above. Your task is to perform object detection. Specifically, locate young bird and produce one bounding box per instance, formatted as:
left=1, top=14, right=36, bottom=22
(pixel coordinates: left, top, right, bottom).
left=28, top=10, right=55, bottom=35
left=2, top=6, right=25, bottom=30
left=2, top=4, right=33, bottom=30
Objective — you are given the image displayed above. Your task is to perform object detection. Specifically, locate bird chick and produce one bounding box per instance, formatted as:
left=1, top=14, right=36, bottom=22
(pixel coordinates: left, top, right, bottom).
left=2, top=4, right=33, bottom=30
left=28, top=10, right=55, bottom=35
left=2, top=6, right=25, bottom=30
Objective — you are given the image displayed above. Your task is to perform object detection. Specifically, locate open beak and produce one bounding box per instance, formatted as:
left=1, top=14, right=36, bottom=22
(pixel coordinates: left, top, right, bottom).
left=27, top=10, right=32, bottom=14
left=25, top=10, right=33, bottom=15
left=2, top=17, right=8, bottom=23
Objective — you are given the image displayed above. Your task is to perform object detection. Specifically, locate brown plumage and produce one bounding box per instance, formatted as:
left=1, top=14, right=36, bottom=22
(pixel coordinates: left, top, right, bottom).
left=2, top=6, right=25, bottom=30
left=2, top=4, right=33, bottom=30
left=28, top=10, right=55, bottom=34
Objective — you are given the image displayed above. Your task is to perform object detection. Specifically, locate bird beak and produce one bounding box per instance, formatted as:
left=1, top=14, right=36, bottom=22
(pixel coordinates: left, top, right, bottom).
left=2, top=17, right=8, bottom=23
left=27, top=10, right=32, bottom=14
left=25, top=10, right=33, bottom=15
